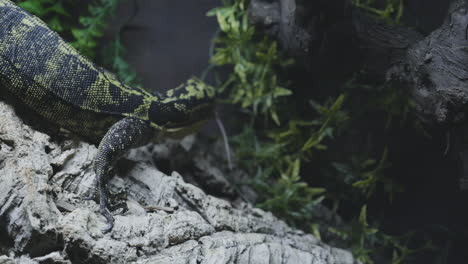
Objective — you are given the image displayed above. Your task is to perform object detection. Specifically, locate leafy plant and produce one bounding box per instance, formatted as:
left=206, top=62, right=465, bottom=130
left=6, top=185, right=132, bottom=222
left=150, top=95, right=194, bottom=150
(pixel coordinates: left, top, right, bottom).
left=231, top=94, right=347, bottom=228
left=329, top=205, right=425, bottom=264
left=352, top=0, right=404, bottom=24
left=18, top=0, right=122, bottom=59
left=329, top=205, right=379, bottom=263
left=333, top=148, right=404, bottom=202
left=257, top=159, right=326, bottom=223
left=206, top=0, right=424, bottom=262
left=207, top=0, right=294, bottom=125
left=345, top=74, right=417, bottom=129
left=352, top=148, right=396, bottom=200
left=71, top=0, right=121, bottom=58
left=104, top=35, right=141, bottom=87
left=17, top=0, right=71, bottom=32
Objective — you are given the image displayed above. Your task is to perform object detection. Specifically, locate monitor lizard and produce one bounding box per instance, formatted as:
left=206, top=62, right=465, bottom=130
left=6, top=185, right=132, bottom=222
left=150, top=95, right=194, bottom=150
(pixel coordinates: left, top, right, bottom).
left=0, top=0, right=216, bottom=232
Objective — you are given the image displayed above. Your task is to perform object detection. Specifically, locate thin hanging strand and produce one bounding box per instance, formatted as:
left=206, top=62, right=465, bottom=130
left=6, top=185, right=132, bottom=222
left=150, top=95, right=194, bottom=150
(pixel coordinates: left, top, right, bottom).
left=215, top=111, right=233, bottom=170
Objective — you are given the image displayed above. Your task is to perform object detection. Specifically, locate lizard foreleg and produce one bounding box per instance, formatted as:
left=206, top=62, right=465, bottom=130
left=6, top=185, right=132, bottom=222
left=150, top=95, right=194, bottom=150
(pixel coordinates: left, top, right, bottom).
left=93, top=117, right=153, bottom=233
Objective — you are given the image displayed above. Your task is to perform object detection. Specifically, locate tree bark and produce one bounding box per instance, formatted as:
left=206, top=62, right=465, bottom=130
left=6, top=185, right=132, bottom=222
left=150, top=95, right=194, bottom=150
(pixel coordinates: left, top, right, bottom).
left=0, top=101, right=356, bottom=264
left=249, top=0, right=468, bottom=125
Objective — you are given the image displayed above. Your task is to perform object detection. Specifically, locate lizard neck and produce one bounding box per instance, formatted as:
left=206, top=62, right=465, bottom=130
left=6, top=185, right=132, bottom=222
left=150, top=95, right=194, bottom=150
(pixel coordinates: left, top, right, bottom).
left=148, top=77, right=216, bottom=132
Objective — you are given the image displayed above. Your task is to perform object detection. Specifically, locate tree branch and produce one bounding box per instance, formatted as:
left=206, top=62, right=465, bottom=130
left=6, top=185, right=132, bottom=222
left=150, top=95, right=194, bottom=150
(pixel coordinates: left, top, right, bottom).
left=249, top=0, right=468, bottom=125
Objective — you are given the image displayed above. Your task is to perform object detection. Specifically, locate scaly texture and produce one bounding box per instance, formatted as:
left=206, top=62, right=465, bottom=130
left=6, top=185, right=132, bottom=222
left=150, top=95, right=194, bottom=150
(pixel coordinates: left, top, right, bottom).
left=0, top=0, right=216, bottom=231
left=0, top=0, right=215, bottom=142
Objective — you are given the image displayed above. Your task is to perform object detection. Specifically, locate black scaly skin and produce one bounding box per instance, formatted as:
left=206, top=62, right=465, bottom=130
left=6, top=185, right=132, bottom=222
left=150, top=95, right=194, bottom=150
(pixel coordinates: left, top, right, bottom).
left=0, top=0, right=216, bottom=232
left=94, top=117, right=153, bottom=232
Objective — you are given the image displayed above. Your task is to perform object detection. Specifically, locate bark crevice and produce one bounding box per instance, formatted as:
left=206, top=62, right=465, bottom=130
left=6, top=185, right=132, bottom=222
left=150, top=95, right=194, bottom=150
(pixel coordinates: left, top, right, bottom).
left=249, top=0, right=468, bottom=125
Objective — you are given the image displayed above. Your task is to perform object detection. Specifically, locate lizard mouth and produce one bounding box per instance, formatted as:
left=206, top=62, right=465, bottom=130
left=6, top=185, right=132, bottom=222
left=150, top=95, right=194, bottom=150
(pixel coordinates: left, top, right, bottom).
left=165, top=119, right=205, bottom=130
left=161, top=119, right=208, bottom=140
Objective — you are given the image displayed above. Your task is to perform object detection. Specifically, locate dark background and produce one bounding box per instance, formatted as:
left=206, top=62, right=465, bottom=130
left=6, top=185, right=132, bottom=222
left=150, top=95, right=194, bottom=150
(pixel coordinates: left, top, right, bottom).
left=104, top=0, right=219, bottom=91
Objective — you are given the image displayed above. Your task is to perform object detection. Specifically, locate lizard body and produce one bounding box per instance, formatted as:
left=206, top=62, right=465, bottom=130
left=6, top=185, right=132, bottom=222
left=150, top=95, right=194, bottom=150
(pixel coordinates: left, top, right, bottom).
left=0, top=0, right=216, bottom=231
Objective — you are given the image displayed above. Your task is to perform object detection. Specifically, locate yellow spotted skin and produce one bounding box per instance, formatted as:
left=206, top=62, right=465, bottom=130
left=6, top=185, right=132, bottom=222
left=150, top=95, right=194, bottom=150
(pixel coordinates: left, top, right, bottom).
left=0, top=0, right=215, bottom=142
left=0, top=0, right=216, bottom=232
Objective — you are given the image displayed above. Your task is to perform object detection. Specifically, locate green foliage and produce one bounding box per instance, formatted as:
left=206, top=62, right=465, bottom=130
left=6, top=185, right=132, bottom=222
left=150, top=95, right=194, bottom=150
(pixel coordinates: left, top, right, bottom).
left=18, top=0, right=121, bottom=59
left=351, top=148, right=395, bottom=200
left=208, top=0, right=338, bottom=228
left=104, top=35, right=141, bottom=87
left=345, top=74, right=417, bottom=129
left=230, top=95, right=348, bottom=171
left=370, top=85, right=415, bottom=128
left=71, top=0, right=120, bottom=58
left=208, top=0, right=420, bottom=262
left=333, top=148, right=404, bottom=202
left=343, top=72, right=430, bottom=143
left=207, top=0, right=294, bottom=125
left=231, top=125, right=280, bottom=172
left=266, top=95, right=348, bottom=160
left=17, top=0, right=70, bottom=32
left=352, top=0, right=404, bottom=24
left=301, top=95, right=348, bottom=153
left=256, top=159, right=326, bottom=223
left=231, top=95, right=346, bottom=227
left=330, top=205, right=428, bottom=264
left=329, top=205, right=379, bottom=263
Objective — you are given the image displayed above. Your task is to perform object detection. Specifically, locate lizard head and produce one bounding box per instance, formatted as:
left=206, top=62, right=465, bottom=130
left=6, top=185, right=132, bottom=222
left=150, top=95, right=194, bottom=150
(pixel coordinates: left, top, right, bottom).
left=148, top=77, right=216, bottom=139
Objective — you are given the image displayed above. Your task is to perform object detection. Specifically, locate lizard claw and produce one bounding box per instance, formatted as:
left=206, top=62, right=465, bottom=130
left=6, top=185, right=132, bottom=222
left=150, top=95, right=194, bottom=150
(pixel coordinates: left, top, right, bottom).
left=83, top=190, right=114, bottom=233
left=100, top=207, right=114, bottom=234
left=84, top=192, right=97, bottom=201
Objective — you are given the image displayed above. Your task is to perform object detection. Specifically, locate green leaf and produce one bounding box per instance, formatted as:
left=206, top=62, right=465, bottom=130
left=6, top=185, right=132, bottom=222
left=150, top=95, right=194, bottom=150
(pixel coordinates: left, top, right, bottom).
left=18, top=1, right=48, bottom=16
left=71, top=28, right=88, bottom=40
left=47, top=16, right=65, bottom=32
left=271, top=109, right=281, bottom=126
left=273, top=87, right=292, bottom=97
left=46, top=2, right=68, bottom=16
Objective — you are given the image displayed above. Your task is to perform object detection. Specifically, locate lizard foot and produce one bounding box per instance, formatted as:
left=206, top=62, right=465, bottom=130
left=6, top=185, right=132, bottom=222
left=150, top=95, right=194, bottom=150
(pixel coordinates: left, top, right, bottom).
left=100, top=206, right=115, bottom=233
left=84, top=191, right=97, bottom=201
left=98, top=188, right=127, bottom=233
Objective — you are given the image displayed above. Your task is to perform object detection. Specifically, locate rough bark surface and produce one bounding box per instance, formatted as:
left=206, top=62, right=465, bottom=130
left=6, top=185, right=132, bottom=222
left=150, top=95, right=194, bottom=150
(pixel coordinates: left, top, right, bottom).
left=402, top=0, right=468, bottom=124
left=248, top=0, right=468, bottom=125
left=0, top=100, right=356, bottom=264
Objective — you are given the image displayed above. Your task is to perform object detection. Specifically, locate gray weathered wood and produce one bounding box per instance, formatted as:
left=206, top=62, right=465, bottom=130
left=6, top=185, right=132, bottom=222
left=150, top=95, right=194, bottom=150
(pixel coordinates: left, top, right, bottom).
left=0, top=101, right=356, bottom=263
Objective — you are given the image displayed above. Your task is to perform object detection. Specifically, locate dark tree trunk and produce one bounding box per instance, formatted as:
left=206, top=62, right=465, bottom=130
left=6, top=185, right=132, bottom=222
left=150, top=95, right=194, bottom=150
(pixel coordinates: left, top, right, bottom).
left=249, top=0, right=468, bottom=125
